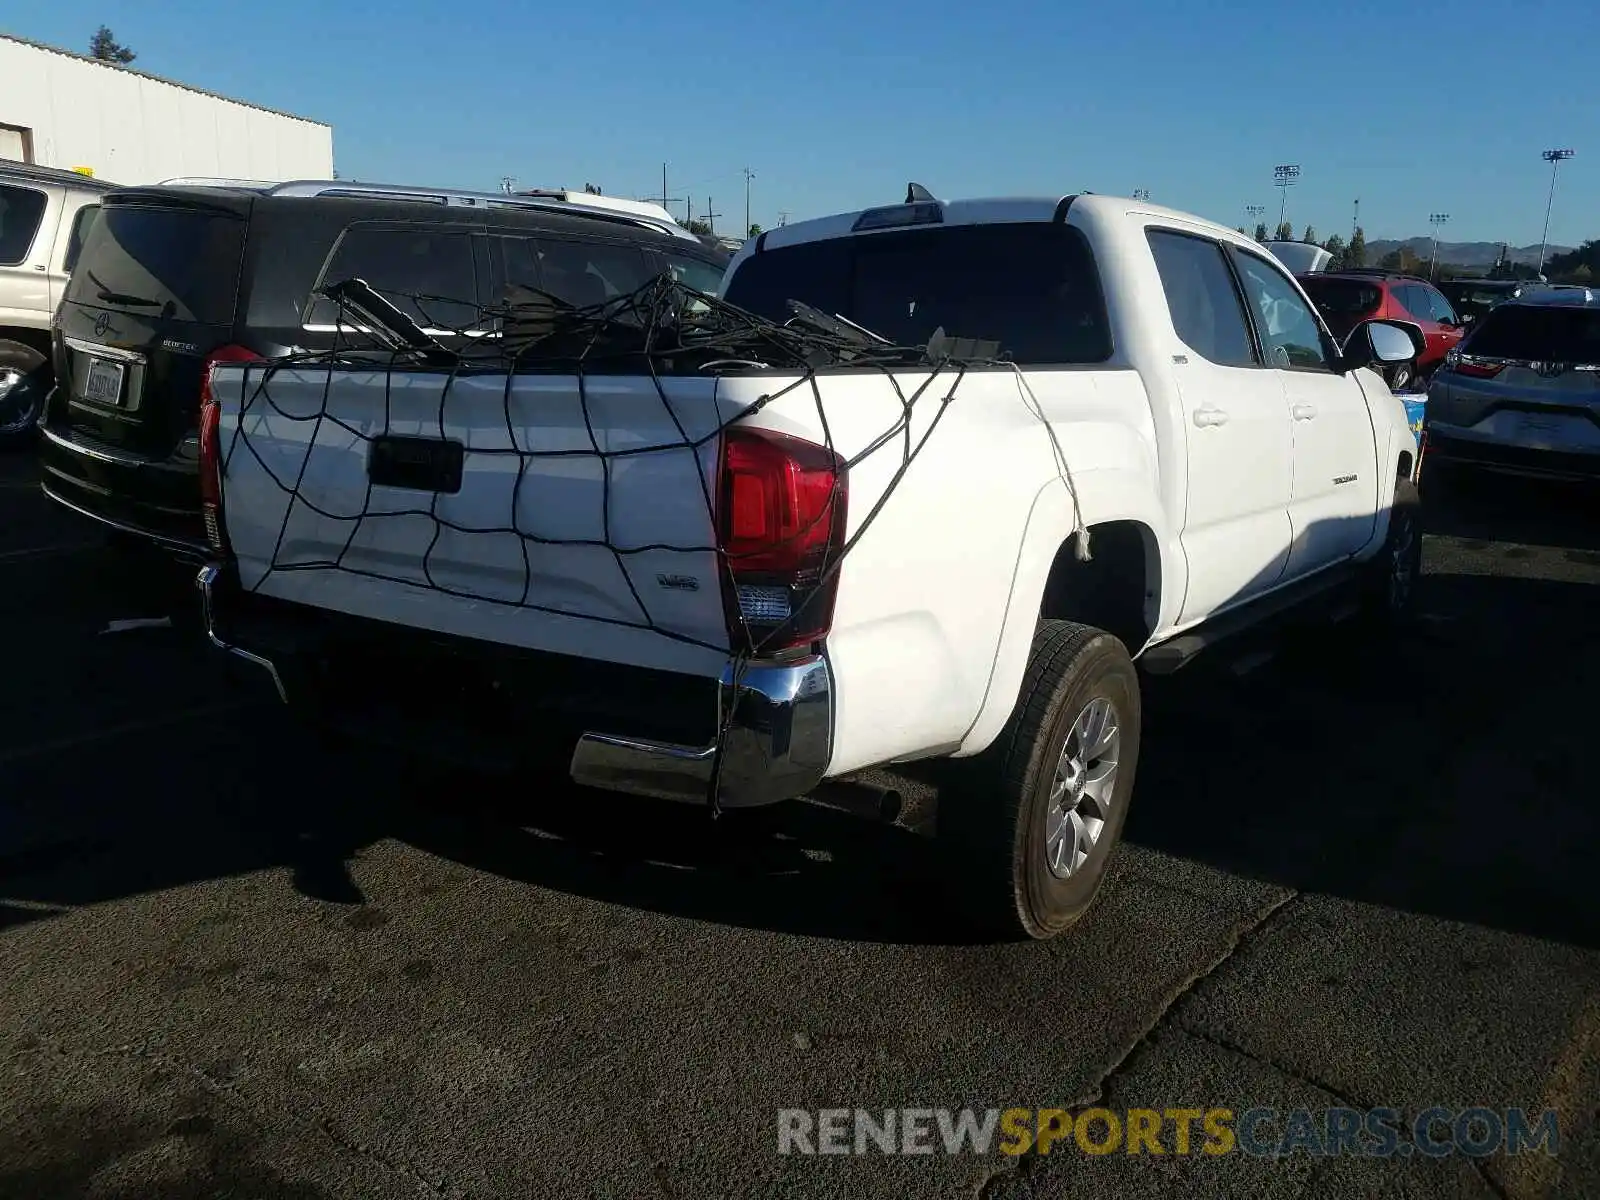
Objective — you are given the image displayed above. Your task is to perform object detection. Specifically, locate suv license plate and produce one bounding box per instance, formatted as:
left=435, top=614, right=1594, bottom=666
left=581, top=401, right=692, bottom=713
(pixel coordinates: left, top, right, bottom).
left=82, top=358, right=126, bottom=406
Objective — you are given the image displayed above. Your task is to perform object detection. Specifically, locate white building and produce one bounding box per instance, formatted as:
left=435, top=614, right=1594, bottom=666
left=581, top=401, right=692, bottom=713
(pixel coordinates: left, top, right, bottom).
left=0, top=33, right=333, bottom=187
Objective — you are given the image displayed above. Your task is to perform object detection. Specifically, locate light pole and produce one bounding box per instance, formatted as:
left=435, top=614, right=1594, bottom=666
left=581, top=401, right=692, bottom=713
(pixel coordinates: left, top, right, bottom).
left=742, top=167, right=755, bottom=237
left=1244, top=203, right=1266, bottom=235
left=1273, top=164, right=1300, bottom=234
left=1537, top=148, right=1574, bottom=275
left=1428, top=213, right=1450, bottom=279
left=1132, top=189, right=1151, bottom=202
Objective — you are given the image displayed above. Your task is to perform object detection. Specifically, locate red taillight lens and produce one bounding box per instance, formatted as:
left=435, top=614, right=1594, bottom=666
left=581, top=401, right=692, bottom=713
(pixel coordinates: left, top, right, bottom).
left=199, top=344, right=264, bottom=552
left=1454, top=360, right=1506, bottom=379
left=717, top=426, right=848, bottom=655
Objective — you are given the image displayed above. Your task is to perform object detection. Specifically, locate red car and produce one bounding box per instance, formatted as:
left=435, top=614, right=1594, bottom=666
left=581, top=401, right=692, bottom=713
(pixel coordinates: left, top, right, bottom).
left=1297, top=269, right=1466, bottom=391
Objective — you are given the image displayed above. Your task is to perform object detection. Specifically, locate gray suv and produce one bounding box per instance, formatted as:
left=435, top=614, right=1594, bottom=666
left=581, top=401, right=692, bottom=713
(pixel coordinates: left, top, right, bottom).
left=0, top=161, right=114, bottom=445
left=1424, top=289, right=1600, bottom=481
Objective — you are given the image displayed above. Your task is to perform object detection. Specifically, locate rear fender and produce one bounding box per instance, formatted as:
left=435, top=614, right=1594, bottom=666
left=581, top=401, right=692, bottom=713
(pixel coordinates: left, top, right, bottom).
left=955, top=468, right=1176, bottom=757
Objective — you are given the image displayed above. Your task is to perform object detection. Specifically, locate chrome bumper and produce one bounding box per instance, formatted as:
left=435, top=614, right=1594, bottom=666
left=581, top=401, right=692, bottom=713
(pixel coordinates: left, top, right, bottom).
left=194, top=564, right=833, bottom=808
left=569, top=656, right=834, bottom=808
left=195, top=564, right=287, bottom=701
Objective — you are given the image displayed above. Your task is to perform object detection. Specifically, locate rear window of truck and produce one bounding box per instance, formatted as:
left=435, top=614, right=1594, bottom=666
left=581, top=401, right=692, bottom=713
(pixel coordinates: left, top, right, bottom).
left=63, top=203, right=246, bottom=325
left=1464, top=304, right=1600, bottom=364
left=723, top=222, right=1113, bottom=365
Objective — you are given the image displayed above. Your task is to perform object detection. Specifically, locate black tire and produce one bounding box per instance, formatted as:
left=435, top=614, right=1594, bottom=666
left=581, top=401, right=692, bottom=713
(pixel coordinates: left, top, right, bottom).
left=940, top=620, right=1142, bottom=941
left=1360, top=476, right=1422, bottom=627
left=0, top=338, right=50, bottom=449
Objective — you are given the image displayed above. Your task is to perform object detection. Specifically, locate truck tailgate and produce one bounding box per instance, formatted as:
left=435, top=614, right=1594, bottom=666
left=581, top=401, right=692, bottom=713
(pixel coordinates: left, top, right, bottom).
left=214, top=365, right=744, bottom=678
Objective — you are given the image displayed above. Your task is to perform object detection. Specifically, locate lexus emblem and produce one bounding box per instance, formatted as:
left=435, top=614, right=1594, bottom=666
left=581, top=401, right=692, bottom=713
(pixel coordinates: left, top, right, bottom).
left=93, top=312, right=113, bottom=338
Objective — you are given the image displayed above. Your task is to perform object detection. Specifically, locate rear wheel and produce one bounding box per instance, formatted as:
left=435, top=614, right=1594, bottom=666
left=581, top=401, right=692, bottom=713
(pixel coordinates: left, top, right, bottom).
left=940, top=621, right=1141, bottom=941
left=0, top=339, right=49, bottom=448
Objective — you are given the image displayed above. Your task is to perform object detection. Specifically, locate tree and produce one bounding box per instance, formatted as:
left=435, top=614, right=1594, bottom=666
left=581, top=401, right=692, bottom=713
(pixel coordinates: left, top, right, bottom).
left=747, top=223, right=762, bottom=238
left=685, top=219, right=712, bottom=236
left=1273, top=221, right=1293, bottom=242
left=1253, top=223, right=1269, bottom=244
left=89, top=25, right=136, bottom=64
left=1323, top=234, right=1347, bottom=270
left=1572, top=264, right=1594, bottom=283
left=1347, top=227, right=1367, bottom=268
left=1302, top=225, right=1317, bottom=245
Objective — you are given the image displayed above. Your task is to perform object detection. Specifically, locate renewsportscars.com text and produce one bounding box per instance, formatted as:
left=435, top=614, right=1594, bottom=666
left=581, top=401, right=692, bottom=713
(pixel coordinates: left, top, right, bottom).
left=777, top=1106, right=1561, bottom=1159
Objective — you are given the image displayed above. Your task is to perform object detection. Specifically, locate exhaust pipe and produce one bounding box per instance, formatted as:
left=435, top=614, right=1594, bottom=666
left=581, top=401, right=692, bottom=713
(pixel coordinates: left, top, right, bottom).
left=808, top=779, right=903, bottom=824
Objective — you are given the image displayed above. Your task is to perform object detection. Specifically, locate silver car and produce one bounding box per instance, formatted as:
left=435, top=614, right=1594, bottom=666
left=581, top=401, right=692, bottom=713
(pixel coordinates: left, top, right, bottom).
left=1423, top=289, right=1600, bottom=481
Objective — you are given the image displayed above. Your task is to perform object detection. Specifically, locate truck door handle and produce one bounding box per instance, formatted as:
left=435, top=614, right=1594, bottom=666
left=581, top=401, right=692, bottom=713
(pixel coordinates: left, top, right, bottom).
left=1292, top=404, right=1317, bottom=421
left=1193, top=407, right=1230, bottom=428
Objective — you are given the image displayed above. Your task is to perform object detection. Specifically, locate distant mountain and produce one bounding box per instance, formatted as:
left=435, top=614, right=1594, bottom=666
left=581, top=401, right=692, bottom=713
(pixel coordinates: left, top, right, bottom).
left=1363, top=238, right=1574, bottom=268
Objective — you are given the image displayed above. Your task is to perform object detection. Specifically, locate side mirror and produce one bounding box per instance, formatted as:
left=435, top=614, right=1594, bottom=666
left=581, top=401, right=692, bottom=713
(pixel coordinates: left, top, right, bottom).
left=1341, top=318, right=1425, bottom=371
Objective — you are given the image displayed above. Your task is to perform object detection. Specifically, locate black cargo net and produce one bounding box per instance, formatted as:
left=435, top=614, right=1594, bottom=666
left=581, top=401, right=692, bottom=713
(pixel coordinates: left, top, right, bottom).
left=220, top=272, right=1086, bottom=810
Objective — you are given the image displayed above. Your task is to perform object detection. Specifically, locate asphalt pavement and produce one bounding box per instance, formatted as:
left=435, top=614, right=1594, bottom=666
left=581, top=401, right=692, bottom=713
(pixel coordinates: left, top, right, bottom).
left=1, top=450, right=1596, bottom=1199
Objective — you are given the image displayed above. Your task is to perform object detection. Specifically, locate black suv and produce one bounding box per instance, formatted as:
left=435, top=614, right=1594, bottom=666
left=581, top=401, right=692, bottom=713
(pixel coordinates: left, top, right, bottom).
left=39, top=181, right=726, bottom=558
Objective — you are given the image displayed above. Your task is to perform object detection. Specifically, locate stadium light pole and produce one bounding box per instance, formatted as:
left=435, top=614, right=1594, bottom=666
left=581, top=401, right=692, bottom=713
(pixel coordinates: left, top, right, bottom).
left=1132, top=188, right=1151, bottom=202
left=1273, top=164, right=1300, bottom=233
left=1428, top=213, right=1450, bottom=280
left=1537, top=149, right=1574, bottom=275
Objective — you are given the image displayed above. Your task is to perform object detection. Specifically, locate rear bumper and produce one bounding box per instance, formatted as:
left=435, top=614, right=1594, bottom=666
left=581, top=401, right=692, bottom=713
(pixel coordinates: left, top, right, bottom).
left=38, top=421, right=210, bottom=557
left=194, top=565, right=834, bottom=808
left=1424, top=425, right=1600, bottom=481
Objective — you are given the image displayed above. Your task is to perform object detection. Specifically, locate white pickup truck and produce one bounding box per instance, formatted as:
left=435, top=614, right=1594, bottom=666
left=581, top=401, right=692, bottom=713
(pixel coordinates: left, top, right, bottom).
left=197, top=190, right=1424, bottom=940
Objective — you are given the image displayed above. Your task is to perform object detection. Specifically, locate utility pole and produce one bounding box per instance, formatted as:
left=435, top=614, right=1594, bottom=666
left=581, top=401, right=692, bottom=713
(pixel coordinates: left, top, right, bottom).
left=742, top=167, right=756, bottom=235
left=500, top=176, right=516, bottom=195
left=1537, top=148, right=1575, bottom=275
left=1352, top=197, right=1360, bottom=241
left=777, top=210, right=790, bottom=228
left=1132, top=188, right=1151, bottom=202
left=1244, top=203, right=1266, bottom=233
left=648, top=162, right=685, bottom=224
left=1428, top=213, right=1450, bottom=280
left=702, top=196, right=722, bottom=236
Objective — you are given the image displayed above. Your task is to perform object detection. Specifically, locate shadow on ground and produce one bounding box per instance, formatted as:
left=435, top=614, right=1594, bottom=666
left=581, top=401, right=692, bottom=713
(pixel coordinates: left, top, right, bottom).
left=2, top=465, right=1596, bottom=950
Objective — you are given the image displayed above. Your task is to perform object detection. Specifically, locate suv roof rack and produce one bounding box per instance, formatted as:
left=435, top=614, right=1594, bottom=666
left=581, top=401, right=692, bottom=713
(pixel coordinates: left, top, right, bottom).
left=2, top=160, right=118, bottom=190
left=151, top=176, right=699, bottom=242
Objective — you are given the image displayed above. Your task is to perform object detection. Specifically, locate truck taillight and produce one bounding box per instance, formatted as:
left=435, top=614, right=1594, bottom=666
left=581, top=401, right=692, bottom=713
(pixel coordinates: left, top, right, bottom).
left=199, top=344, right=263, bottom=553
left=717, top=426, right=848, bottom=655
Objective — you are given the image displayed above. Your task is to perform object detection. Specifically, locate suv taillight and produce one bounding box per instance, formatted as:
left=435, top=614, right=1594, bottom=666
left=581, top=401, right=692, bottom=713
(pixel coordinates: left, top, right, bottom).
left=717, top=426, right=848, bottom=655
left=199, top=344, right=264, bottom=553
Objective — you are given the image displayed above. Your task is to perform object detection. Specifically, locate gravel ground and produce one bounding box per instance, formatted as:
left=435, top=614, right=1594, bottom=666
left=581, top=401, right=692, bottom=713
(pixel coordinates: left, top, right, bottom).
left=1, top=450, right=1596, bottom=1199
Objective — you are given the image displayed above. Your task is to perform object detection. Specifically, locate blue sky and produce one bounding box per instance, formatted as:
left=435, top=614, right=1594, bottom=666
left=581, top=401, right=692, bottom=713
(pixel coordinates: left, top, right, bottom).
left=6, top=0, right=1596, bottom=246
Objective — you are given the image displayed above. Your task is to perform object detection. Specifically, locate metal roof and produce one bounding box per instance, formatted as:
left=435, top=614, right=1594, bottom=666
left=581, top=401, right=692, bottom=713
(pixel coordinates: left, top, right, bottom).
left=0, top=33, right=330, bottom=127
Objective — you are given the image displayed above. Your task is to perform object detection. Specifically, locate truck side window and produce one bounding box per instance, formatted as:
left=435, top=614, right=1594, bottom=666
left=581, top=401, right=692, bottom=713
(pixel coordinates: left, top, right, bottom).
left=1146, top=230, right=1258, bottom=368
left=1226, top=247, right=1336, bottom=373
left=0, top=184, right=48, bottom=266
left=62, top=204, right=100, bottom=274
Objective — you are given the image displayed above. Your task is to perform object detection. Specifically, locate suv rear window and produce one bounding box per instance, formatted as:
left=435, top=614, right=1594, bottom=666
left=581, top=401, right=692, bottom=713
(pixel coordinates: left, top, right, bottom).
left=1464, top=304, right=1600, bottom=364
left=63, top=203, right=246, bottom=324
left=1300, top=277, right=1382, bottom=317
left=723, top=222, right=1112, bottom=364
